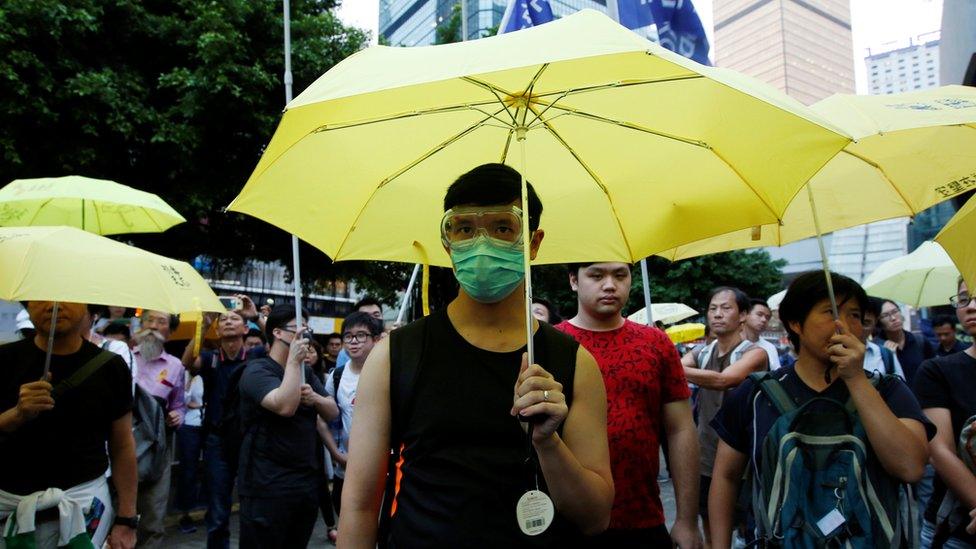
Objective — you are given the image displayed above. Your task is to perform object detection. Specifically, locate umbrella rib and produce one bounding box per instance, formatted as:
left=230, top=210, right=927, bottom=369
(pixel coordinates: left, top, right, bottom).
left=24, top=198, right=54, bottom=227
left=461, top=77, right=519, bottom=124
left=540, top=103, right=708, bottom=148
left=332, top=110, right=504, bottom=260
left=500, top=129, right=514, bottom=163
left=840, top=149, right=918, bottom=213
left=531, top=74, right=704, bottom=100
left=527, top=103, right=637, bottom=261
left=915, top=267, right=933, bottom=308
left=310, top=99, right=504, bottom=134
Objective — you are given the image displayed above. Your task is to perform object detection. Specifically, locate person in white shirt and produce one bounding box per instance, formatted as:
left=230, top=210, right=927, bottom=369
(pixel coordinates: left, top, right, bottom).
left=175, top=374, right=205, bottom=534
left=84, top=306, right=137, bottom=395
left=742, top=299, right=782, bottom=371
left=861, top=304, right=905, bottom=379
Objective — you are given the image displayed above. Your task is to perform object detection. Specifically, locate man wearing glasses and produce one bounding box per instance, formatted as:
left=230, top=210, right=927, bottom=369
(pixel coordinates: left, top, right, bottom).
left=324, top=311, right=384, bottom=519
left=236, top=305, right=338, bottom=548
left=913, top=278, right=976, bottom=548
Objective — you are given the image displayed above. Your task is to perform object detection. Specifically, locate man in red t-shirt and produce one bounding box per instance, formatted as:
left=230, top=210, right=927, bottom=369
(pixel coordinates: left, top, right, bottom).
left=556, top=262, right=702, bottom=548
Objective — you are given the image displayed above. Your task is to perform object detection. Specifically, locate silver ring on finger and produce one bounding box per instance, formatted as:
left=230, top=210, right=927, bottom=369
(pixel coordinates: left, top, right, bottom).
left=543, top=389, right=550, bottom=402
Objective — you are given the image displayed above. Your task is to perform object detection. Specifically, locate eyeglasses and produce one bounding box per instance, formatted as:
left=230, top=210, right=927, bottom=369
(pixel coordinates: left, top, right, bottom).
left=278, top=325, right=311, bottom=336
left=950, top=293, right=972, bottom=309
left=879, top=310, right=901, bottom=321
left=440, top=205, right=524, bottom=250
left=342, top=332, right=372, bottom=344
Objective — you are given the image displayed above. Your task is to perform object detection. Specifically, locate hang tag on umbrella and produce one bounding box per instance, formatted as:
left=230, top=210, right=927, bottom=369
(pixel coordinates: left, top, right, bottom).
left=516, top=489, right=554, bottom=536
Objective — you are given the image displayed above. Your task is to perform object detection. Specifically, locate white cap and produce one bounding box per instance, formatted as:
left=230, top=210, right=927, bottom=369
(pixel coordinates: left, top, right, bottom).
left=15, top=309, right=33, bottom=331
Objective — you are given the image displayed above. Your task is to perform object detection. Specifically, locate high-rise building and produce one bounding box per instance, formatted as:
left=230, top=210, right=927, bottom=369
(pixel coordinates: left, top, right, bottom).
left=712, top=2, right=860, bottom=280
left=379, top=0, right=609, bottom=47
left=865, top=36, right=940, bottom=95
left=712, top=0, right=855, bottom=105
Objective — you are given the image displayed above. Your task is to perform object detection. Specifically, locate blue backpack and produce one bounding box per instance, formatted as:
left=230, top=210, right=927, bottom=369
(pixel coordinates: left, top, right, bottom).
left=748, top=371, right=916, bottom=548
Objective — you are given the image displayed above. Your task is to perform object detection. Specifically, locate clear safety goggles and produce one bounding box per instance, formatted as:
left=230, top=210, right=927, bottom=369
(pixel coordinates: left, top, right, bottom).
left=440, top=205, right=525, bottom=250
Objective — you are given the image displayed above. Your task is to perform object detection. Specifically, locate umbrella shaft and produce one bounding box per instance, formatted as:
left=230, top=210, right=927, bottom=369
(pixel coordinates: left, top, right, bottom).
left=805, top=184, right=839, bottom=320
left=42, top=301, right=59, bottom=379
left=640, top=258, right=654, bottom=326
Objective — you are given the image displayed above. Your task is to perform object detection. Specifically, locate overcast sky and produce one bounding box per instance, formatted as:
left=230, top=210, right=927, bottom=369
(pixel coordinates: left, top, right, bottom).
left=336, top=0, right=944, bottom=94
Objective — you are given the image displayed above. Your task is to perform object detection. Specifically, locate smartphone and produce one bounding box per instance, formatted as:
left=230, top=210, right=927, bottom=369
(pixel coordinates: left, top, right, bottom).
left=219, top=296, right=242, bottom=310
left=299, top=328, right=314, bottom=342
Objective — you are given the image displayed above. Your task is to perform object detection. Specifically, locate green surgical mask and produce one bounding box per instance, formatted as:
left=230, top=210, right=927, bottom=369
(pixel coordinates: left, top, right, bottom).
left=450, top=237, right=525, bottom=303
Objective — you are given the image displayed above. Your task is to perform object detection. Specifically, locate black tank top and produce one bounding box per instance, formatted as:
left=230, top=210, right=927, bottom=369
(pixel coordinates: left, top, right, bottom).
left=388, top=309, right=581, bottom=548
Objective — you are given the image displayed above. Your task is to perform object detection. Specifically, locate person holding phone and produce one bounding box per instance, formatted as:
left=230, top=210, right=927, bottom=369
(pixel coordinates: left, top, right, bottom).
left=236, top=305, right=338, bottom=549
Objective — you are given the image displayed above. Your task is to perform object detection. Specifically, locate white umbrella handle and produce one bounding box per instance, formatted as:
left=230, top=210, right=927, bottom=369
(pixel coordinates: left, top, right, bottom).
left=397, top=264, right=422, bottom=324
left=805, top=184, right=839, bottom=320
left=518, top=132, right=535, bottom=367
left=640, top=258, right=654, bottom=326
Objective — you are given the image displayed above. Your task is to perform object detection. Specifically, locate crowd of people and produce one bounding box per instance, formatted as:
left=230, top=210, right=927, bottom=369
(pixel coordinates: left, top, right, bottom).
left=1, top=163, right=975, bottom=548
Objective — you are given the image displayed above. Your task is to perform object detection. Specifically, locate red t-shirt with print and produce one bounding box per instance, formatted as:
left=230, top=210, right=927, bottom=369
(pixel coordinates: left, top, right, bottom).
left=556, top=319, right=691, bottom=529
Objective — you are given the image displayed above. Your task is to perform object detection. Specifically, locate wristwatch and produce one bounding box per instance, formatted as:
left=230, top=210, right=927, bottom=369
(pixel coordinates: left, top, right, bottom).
left=114, top=515, right=140, bottom=529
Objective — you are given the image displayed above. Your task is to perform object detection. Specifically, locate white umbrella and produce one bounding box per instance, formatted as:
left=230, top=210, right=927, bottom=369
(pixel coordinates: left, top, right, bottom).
left=628, top=302, right=697, bottom=325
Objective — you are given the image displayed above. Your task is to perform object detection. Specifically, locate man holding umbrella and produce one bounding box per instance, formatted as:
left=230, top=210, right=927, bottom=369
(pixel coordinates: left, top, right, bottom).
left=339, top=164, right=614, bottom=547
left=0, top=301, right=138, bottom=548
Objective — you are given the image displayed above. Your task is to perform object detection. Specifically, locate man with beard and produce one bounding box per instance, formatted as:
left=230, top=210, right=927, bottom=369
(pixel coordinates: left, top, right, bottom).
left=556, top=262, right=701, bottom=548
left=0, top=301, right=137, bottom=548
left=338, top=163, right=613, bottom=547
left=133, top=310, right=186, bottom=548
left=681, top=287, right=767, bottom=545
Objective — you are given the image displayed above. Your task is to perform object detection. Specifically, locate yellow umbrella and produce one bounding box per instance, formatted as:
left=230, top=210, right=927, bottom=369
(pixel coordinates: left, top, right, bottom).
left=0, top=176, right=186, bottom=235
left=665, top=323, right=706, bottom=344
left=627, top=303, right=697, bottom=325
left=229, top=9, right=848, bottom=268
left=656, top=85, right=976, bottom=261
left=0, top=226, right=224, bottom=314
left=862, top=241, right=960, bottom=308
left=935, top=194, right=976, bottom=290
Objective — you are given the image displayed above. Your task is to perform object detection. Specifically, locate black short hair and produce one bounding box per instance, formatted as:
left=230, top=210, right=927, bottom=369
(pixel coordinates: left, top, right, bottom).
left=354, top=296, right=382, bottom=311
left=748, top=298, right=770, bottom=313
left=779, top=271, right=868, bottom=350
left=342, top=311, right=384, bottom=338
left=707, top=286, right=750, bottom=314
left=566, top=262, right=597, bottom=277
left=864, top=296, right=884, bottom=318
left=265, top=304, right=309, bottom=342
left=932, top=315, right=956, bottom=330
left=443, top=163, right=543, bottom=231
left=245, top=328, right=266, bottom=343
left=102, top=322, right=130, bottom=340
left=326, top=332, right=342, bottom=343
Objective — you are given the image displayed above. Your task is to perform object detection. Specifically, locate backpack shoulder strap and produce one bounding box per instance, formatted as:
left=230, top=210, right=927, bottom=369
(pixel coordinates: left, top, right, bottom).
left=750, top=371, right=796, bottom=415
left=389, top=316, right=430, bottom=448
left=878, top=346, right=894, bottom=376
left=51, top=350, right=117, bottom=401
left=333, top=365, right=345, bottom=399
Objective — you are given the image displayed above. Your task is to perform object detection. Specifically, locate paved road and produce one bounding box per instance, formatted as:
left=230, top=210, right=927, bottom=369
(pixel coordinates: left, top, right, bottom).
left=169, top=474, right=677, bottom=548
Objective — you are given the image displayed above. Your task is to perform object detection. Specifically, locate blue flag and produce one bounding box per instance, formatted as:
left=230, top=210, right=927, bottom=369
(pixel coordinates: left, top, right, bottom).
left=612, top=0, right=710, bottom=65
left=498, top=0, right=555, bottom=34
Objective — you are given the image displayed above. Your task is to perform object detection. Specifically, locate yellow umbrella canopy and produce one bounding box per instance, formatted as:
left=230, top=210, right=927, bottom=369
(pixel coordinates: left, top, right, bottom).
left=935, top=193, right=976, bottom=290
left=0, top=226, right=225, bottom=314
left=665, top=323, right=706, bottom=344
left=0, top=176, right=186, bottom=235
left=627, top=303, right=697, bottom=325
left=862, top=241, right=960, bottom=308
left=229, top=10, right=849, bottom=267
left=656, top=85, right=976, bottom=261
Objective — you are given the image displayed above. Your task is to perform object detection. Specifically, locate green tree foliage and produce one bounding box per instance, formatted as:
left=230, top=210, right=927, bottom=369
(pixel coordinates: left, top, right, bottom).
left=435, top=2, right=462, bottom=44
left=0, top=0, right=383, bottom=290
left=531, top=250, right=787, bottom=321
